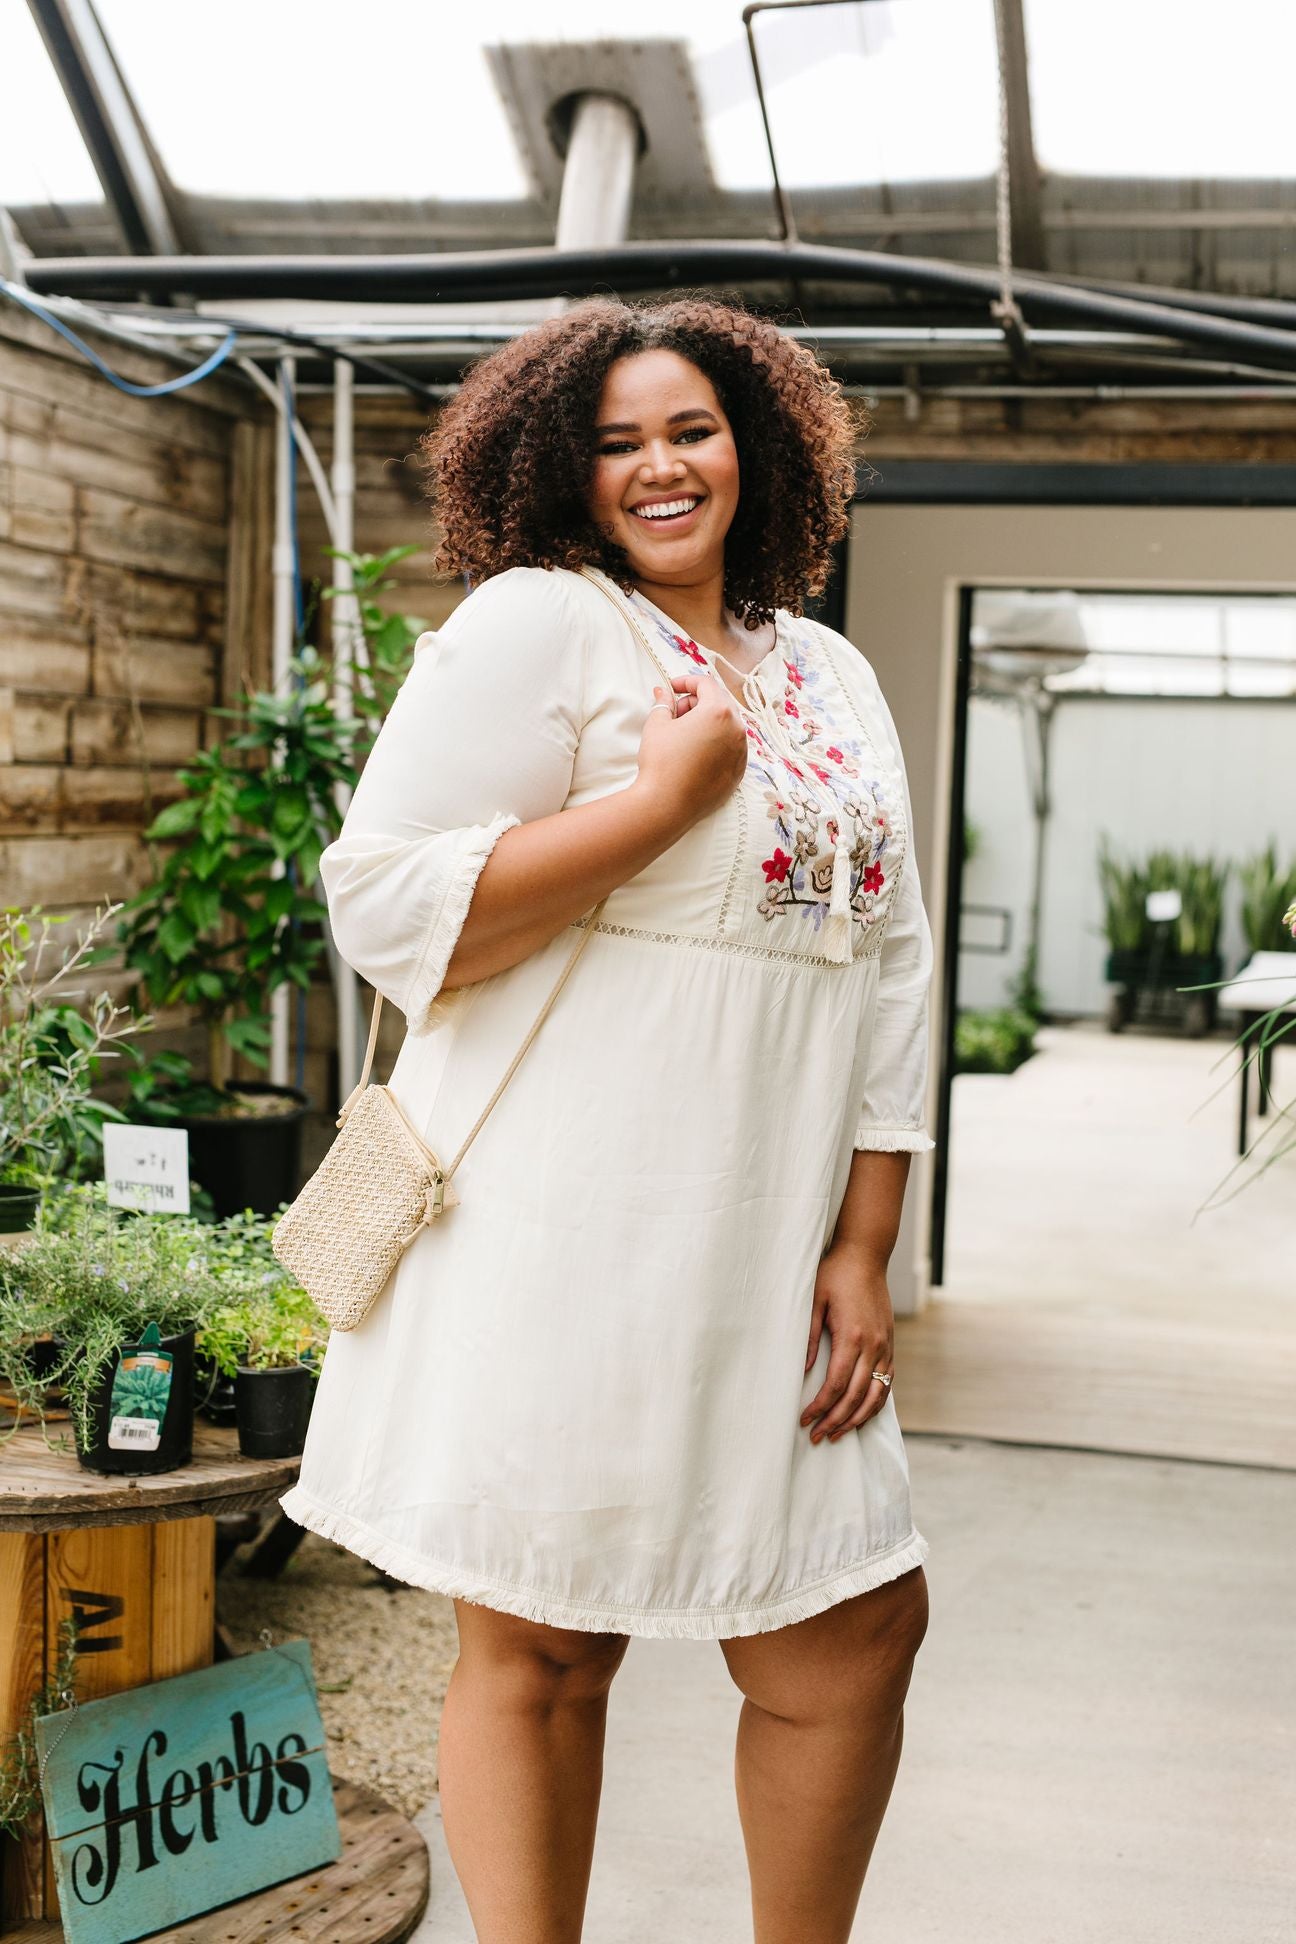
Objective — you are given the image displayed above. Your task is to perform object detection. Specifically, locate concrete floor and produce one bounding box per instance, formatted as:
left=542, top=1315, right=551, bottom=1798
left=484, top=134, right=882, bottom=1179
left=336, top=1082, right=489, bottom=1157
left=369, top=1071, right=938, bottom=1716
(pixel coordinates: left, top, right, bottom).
left=942, top=1020, right=1296, bottom=1338
left=412, top=1432, right=1295, bottom=1943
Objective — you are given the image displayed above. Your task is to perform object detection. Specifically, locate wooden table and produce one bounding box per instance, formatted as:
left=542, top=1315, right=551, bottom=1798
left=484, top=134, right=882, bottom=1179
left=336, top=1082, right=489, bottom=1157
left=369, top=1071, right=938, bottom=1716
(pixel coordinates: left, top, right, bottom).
left=3, top=1778, right=429, bottom=1944
left=0, top=1427, right=301, bottom=1929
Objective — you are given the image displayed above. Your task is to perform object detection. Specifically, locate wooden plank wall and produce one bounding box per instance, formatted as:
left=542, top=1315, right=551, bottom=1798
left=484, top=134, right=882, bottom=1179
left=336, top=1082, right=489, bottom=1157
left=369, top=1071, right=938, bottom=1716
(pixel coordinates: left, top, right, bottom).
left=0, top=307, right=271, bottom=1063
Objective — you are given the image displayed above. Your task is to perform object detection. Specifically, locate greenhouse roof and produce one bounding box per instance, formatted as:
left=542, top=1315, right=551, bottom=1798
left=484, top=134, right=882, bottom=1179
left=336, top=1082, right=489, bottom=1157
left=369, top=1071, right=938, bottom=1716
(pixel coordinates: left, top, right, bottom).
left=5, top=0, right=1295, bottom=295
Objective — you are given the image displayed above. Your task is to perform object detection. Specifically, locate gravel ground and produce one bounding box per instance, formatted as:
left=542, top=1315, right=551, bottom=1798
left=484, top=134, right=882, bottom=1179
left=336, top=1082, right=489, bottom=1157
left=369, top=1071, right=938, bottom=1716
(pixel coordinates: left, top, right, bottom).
left=217, top=1531, right=459, bottom=1817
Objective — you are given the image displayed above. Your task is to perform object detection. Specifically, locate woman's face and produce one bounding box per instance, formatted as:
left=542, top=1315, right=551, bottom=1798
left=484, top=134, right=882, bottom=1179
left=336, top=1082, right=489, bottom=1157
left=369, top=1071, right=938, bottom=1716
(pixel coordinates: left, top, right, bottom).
left=586, top=348, right=740, bottom=585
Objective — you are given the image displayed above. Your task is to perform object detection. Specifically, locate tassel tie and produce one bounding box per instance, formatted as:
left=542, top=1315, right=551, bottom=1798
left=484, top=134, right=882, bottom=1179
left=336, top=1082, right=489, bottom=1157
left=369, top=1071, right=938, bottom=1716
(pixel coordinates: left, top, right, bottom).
left=713, top=651, right=858, bottom=966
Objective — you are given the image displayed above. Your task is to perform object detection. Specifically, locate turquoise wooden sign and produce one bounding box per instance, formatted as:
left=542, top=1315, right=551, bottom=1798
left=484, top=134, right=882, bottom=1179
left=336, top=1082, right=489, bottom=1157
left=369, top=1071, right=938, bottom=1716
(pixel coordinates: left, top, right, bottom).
left=35, top=1639, right=341, bottom=1944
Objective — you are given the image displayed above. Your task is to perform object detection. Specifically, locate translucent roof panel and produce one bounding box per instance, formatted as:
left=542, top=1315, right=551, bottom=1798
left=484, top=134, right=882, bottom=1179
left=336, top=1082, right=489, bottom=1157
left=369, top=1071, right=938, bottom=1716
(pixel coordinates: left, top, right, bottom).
left=1025, top=0, right=1296, bottom=178
left=93, top=0, right=998, bottom=206
left=733, top=0, right=999, bottom=189
left=97, top=0, right=531, bottom=200
left=0, top=4, right=103, bottom=205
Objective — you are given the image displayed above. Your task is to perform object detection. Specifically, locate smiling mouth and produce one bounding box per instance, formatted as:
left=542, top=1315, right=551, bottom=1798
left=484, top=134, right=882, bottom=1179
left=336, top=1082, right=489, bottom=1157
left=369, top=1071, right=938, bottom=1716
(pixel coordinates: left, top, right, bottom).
left=628, top=495, right=704, bottom=526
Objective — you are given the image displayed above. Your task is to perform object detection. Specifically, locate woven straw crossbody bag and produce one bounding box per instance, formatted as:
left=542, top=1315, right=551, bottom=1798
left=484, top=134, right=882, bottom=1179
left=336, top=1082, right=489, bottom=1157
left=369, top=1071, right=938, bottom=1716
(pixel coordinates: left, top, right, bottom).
left=271, top=897, right=609, bottom=1331
left=271, top=567, right=677, bottom=1333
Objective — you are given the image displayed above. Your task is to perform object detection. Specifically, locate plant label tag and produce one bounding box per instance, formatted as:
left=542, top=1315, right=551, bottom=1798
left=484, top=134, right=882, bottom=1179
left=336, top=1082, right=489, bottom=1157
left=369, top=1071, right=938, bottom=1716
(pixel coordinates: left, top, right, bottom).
left=103, top=1123, right=191, bottom=1214
left=1146, top=888, right=1182, bottom=922
left=107, top=1338, right=173, bottom=1451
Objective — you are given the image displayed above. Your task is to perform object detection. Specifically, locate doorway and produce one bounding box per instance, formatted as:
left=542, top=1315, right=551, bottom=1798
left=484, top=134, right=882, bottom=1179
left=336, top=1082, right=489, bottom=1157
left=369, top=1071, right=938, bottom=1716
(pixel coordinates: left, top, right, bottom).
left=845, top=495, right=1296, bottom=1468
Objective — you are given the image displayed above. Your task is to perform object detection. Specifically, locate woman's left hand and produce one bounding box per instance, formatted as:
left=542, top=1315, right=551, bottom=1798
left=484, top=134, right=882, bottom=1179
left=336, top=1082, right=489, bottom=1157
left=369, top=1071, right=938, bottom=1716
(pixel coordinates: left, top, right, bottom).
left=800, top=1241, right=895, bottom=1442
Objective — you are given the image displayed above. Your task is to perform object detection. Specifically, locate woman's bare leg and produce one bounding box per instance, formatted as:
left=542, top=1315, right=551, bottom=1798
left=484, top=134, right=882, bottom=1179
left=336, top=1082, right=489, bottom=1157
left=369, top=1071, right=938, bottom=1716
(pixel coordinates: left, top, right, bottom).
left=437, top=1600, right=631, bottom=1944
left=718, top=1564, right=929, bottom=1944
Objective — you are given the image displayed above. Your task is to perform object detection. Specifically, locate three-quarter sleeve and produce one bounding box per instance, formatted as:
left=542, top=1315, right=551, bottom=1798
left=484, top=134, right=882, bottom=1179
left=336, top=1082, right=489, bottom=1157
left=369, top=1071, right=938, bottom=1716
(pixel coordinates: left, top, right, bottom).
left=320, top=566, right=587, bottom=1035
left=853, top=673, right=937, bottom=1155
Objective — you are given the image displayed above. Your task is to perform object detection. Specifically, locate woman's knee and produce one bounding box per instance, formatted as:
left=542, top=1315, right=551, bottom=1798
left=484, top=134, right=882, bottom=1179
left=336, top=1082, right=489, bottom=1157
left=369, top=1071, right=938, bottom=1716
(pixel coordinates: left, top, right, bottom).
left=453, top=1600, right=631, bottom=1705
left=721, top=1565, right=929, bottom=1719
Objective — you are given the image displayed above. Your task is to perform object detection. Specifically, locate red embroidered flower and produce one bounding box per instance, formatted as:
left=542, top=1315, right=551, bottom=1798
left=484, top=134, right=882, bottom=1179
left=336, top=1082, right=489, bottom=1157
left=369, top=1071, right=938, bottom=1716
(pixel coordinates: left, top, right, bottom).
left=783, top=760, right=803, bottom=778
left=762, top=849, right=793, bottom=884
left=784, top=660, right=804, bottom=688
left=784, top=697, right=800, bottom=718
left=673, top=634, right=707, bottom=667
left=862, top=862, right=885, bottom=895
left=825, top=745, right=844, bottom=763
left=810, top=764, right=832, bottom=784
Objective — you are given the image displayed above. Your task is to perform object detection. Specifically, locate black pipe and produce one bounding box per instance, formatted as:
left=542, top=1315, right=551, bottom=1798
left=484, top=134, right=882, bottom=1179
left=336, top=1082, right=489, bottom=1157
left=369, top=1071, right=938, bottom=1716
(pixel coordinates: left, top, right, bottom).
left=25, top=238, right=1296, bottom=373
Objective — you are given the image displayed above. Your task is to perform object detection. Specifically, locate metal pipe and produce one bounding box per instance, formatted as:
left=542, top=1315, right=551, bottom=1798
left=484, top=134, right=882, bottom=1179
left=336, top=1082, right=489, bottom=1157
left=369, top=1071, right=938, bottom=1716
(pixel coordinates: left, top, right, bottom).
left=27, top=240, right=1296, bottom=374
left=553, top=94, right=640, bottom=253
left=236, top=354, right=338, bottom=532
left=330, top=360, right=362, bottom=1106
left=269, top=354, right=296, bottom=1089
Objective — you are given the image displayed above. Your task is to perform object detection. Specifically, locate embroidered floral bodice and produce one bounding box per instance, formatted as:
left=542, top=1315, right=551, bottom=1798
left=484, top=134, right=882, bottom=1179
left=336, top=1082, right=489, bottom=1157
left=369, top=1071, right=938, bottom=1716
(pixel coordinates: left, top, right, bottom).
left=622, top=585, right=909, bottom=967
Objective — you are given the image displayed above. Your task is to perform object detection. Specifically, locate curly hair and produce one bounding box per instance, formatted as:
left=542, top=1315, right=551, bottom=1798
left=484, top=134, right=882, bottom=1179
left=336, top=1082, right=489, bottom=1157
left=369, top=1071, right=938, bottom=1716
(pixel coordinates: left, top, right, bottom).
left=420, top=296, right=858, bottom=628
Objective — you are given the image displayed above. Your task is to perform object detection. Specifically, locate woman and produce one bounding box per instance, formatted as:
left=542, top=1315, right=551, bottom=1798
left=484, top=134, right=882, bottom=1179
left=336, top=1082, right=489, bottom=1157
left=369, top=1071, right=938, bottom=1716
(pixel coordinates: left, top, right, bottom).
left=281, top=295, right=934, bottom=1943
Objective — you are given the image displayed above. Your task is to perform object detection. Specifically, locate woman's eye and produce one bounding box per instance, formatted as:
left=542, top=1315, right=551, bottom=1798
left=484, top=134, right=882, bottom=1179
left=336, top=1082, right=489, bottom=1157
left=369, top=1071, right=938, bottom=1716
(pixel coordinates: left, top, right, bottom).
left=677, top=426, right=712, bottom=443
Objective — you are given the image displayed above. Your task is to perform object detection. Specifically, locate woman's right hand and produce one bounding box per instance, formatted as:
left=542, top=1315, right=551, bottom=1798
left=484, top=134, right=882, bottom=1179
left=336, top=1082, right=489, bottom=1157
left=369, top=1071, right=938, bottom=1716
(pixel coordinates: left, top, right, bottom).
left=633, top=672, right=749, bottom=833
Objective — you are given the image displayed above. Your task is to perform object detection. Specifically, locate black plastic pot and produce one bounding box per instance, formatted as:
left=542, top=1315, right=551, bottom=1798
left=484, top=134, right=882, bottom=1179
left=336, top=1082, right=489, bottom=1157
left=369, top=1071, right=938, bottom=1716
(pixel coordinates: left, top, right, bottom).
left=233, top=1363, right=314, bottom=1459
left=0, top=1185, right=40, bottom=1234
left=23, top=1334, right=65, bottom=1387
left=177, top=1082, right=310, bottom=1218
left=76, top=1326, right=197, bottom=1476
left=193, top=1351, right=238, bottom=1426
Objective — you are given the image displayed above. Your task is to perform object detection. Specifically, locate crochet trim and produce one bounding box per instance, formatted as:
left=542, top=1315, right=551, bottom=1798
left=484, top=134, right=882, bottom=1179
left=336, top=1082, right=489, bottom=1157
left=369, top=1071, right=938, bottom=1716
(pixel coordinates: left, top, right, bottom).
left=570, top=913, right=889, bottom=967
left=277, top=1486, right=929, bottom=1641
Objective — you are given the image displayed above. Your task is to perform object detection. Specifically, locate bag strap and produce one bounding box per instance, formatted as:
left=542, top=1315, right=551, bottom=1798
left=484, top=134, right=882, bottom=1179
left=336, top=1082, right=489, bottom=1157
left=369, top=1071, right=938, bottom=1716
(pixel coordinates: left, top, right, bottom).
left=336, top=566, right=670, bottom=1178
left=337, top=896, right=606, bottom=1168
left=577, top=564, right=679, bottom=689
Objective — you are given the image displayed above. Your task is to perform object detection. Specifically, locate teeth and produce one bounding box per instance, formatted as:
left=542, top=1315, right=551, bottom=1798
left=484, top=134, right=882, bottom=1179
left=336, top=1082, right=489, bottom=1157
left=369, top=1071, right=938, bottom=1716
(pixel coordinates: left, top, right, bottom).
left=632, top=497, right=700, bottom=520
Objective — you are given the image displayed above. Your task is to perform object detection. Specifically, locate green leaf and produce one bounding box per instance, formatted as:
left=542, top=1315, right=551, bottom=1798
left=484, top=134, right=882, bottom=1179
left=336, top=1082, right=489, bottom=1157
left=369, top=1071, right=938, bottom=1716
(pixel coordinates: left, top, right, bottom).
left=156, top=912, right=196, bottom=966
left=145, top=797, right=202, bottom=840
left=264, top=879, right=295, bottom=924
left=179, top=883, right=221, bottom=933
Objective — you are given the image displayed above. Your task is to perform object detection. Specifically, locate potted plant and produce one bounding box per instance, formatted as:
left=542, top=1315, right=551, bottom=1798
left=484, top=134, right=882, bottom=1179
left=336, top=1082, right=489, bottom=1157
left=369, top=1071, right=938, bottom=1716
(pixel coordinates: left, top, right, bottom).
left=197, top=1229, right=326, bottom=1459
left=1238, top=845, right=1296, bottom=961
left=0, top=1186, right=216, bottom=1473
left=0, top=906, right=147, bottom=1234
left=117, top=551, right=427, bottom=1218
left=1099, top=843, right=1227, bottom=1035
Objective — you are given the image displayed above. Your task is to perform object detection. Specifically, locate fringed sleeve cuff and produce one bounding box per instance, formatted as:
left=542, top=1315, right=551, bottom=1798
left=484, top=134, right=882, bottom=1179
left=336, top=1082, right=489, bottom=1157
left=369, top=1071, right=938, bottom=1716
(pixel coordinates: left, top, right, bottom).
left=402, top=811, right=522, bottom=1035
left=853, top=1122, right=937, bottom=1155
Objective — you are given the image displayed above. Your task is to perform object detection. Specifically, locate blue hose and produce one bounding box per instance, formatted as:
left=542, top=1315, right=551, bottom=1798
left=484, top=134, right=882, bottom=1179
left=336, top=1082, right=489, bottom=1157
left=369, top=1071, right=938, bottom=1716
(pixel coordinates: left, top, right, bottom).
left=0, top=276, right=236, bottom=395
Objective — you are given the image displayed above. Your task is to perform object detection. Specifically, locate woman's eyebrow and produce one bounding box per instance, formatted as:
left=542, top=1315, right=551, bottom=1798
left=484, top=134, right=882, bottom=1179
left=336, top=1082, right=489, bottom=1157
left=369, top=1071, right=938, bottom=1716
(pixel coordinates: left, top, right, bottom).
left=594, top=408, right=719, bottom=435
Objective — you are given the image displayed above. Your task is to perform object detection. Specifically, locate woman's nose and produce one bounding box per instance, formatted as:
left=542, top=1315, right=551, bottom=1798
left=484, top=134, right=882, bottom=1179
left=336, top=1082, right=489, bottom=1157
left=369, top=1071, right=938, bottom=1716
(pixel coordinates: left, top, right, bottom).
left=639, top=442, right=686, bottom=482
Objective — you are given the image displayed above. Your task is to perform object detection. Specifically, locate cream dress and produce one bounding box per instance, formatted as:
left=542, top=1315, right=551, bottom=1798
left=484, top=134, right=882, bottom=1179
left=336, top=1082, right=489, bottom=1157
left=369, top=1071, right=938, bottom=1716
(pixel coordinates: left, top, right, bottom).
left=279, top=563, right=935, bottom=1639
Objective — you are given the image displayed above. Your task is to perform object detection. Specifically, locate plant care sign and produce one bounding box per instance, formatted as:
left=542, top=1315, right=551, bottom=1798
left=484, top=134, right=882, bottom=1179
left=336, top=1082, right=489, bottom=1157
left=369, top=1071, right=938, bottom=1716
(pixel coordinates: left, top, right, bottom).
left=36, top=1639, right=340, bottom=1944
left=102, top=1122, right=191, bottom=1215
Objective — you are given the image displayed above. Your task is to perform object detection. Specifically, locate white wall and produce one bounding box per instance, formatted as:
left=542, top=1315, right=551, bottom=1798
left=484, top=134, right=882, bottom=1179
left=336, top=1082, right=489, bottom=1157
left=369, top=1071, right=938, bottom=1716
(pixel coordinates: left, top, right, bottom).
left=961, top=695, right=1296, bottom=1017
